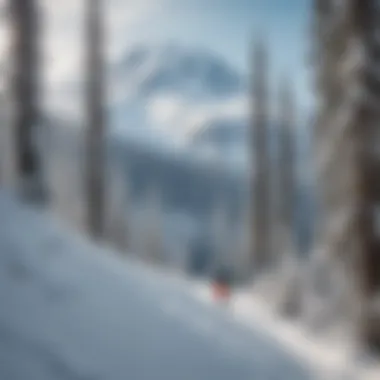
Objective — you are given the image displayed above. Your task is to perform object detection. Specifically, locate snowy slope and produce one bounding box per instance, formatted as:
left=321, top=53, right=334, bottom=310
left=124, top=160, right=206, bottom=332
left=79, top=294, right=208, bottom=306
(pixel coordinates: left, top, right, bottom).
left=191, top=283, right=380, bottom=380
left=0, top=193, right=311, bottom=380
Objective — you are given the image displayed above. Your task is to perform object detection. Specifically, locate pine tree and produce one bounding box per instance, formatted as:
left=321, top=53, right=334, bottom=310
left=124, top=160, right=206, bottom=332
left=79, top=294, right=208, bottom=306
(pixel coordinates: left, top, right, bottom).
left=277, top=76, right=296, bottom=257
left=209, top=198, right=231, bottom=277
left=142, top=185, right=165, bottom=265
left=0, top=83, right=12, bottom=186
left=105, top=165, right=129, bottom=252
left=251, top=38, right=271, bottom=275
left=313, top=0, right=380, bottom=349
left=233, top=204, right=251, bottom=284
left=9, top=0, right=45, bottom=199
left=85, top=0, right=106, bottom=239
left=341, top=0, right=380, bottom=351
left=275, top=76, right=302, bottom=317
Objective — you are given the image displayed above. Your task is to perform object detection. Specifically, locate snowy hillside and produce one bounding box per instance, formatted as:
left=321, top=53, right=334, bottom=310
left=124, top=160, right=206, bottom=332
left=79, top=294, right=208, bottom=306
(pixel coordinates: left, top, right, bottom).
left=0, top=193, right=311, bottom=380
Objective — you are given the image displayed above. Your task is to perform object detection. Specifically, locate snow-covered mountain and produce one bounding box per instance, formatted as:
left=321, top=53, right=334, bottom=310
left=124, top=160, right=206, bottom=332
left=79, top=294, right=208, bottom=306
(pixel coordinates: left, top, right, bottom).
left=188, top=116, right=249, bottom=168
left=110, top=42, right=313, bottom=177
left=110, top=43, right=248, bottom=163
left=112, top=44, right=245, bottom=101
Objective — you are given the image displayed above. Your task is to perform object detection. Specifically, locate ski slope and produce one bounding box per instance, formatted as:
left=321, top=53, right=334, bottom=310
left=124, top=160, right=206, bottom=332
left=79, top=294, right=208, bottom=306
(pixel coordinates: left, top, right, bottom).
left=0, top=193, right=311, bottom=380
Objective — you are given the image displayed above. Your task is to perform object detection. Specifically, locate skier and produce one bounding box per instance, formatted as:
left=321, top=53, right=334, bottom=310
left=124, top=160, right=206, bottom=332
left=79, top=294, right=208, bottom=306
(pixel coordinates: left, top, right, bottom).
left=212, top=266, right=232, bottom=303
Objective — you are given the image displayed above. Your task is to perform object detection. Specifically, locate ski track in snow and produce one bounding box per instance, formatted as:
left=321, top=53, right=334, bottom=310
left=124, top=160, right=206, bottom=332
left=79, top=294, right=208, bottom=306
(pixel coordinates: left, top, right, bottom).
left=0, top=193, right=311, bottom=380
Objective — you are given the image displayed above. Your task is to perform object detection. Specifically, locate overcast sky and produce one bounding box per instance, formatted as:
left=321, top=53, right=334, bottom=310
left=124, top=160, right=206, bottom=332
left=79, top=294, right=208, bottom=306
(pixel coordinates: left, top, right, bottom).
left=0, top=0, right=312, bottom=120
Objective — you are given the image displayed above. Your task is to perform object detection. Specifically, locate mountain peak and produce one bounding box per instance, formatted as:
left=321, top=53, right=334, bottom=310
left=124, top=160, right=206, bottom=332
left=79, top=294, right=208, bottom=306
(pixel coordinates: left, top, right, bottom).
left=116, top=43, right=244, bottom=100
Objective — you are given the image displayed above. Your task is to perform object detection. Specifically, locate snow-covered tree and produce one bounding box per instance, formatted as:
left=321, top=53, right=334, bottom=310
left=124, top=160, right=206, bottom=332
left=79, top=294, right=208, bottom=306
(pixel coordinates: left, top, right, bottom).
left=45, top=135, right=86, bottom=234
left=277, top=77, right=296, bottom=255
left=337, top=0, right=380, bottom=350
left=209, top=198, right=231, bottom=277
left=232, top=205, right=252, bottom=284
left=85, top=0, right=106, bottom=239
left=9, top=0, right=45, bottom=200
left=273, top=76, right=302, bottom=317
left=309, top=0, right=380, bottom=349
left=302, top=0, right=358, bottom=340
left=0, top=13, right=14, bottom=188
left=105, top=164, right=129, bottom=253
left=141, top=185, right=166, bottom=265
left=251, top=38, right=272, bottom=275
left=0, top=87, right=14, bottom=187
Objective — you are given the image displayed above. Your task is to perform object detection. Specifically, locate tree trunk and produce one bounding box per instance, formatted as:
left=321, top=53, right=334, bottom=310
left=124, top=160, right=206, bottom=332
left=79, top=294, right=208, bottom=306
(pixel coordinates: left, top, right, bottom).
left=344, top=0, right=380, bottom=351
left=278, top=77, right=296, bottom=255
left=275, top=77, right=301, bottom=317
left=85, top=0, right=106, bottom=240
left=314, top=0, right=380, bottom=350
left=251, top=39, right=271, bottom=275
left=9, top=0, right=43, bottom=196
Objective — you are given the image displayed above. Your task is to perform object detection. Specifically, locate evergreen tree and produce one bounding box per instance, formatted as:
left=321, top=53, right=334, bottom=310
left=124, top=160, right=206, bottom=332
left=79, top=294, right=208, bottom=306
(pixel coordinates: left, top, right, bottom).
left=142, top=185, right=165, bottom=265
left=9, top=0, right=45, bottom=199
left=275, top=76, right=302, bottom=317
left=233, top=205, right=252, bottom=284
left=105, top=165, right=129, bottom=252
left=85, top=0, right=106, bottom=239
left=251, top=38, right=271, bottom=275
left=275, top=76, right=297, bottom=260
left=313, top=0, right=380, bottom=349
left=209, top=198, right=231, bottom=277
